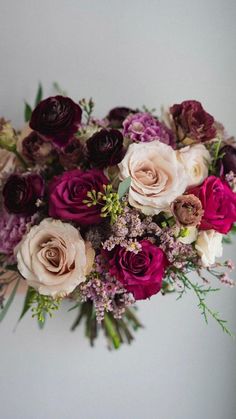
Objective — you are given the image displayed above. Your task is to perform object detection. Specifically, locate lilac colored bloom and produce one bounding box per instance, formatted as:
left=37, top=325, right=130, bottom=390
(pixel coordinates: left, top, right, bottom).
left=123, top=112, right=175, bottom=147
left=0, top=211, right=34, bottom=263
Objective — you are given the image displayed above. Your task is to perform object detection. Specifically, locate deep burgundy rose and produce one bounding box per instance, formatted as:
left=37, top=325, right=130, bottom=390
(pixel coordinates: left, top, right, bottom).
left=170, top=100, right=216, bottom=142
left=189, top=175, right=236, bottom=234
left=21, top=131, right=54, bottom=164
left=59, top=137, right=84, bottom=169
left=3, top=173, right=44, bottom=216
left=49, top=168, right=109, bottom=225
left=86, top=129, right=124, bottom=169
left=105, top=240, right=167, bottom=300
left=220, top=145, right=236, bottom=175
left=107, top=107, right=136, bottom=128
left=30, top=96, right=82, bottom=147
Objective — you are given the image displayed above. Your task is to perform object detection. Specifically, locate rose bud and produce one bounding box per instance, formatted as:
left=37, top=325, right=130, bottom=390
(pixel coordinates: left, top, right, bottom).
left=59, top=137, right=84, bottom=169
left=220, top=145, right=236, bottom=174
left=172, top=194, right=203, bottom=227
left=170, top=100, right=216, bottom=143
left=107, top=107, right=136, bottom=128
left=21, top=131, right=54, bottom=164
left=86, top=129, right=124, bottom=169
left=3, top=173, right=44, bottom=216
left=30, top=96, right=82, bottom=147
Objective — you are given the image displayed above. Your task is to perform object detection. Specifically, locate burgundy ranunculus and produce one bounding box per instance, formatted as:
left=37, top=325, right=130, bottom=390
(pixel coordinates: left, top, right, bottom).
left=105, top=240, right=167, bottom=300
left=49, top=168, right=109, bottom=225
left=59, top=137, right=84, bottom=169
left=86, top=129, right=124, bottom=169
left=21, top=131, right=54, bottom=164
left=220, top=145, right=236, bottom=175
left=107, top=107, right=136, bottom=128
left=189, top=175, right=236, bottom=234
left=170, top=100, right=216, bottom=142
left=30, top=96, right=82, bottom=147
left=3, top=173, right=44, bottom=216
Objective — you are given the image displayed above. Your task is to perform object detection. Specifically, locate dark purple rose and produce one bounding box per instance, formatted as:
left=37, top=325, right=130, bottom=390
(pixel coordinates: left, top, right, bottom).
left=220, top=145, right=236, bottom=175
left=21, top=131, right=54, bottom=164
left=107, top=107, right=136, bottom=128
left=49, top=168, right=109, bottom=225
left=3, top=173, right=44, bottom=216
left=105, top=240, right=167, bottom=300
left=170, top=100, right=216, bottom=142
left=59, top=137, right=84, bottom=169
left=86, top=129, right=124, bottom=169
left=30, top=96, right=82, bottom=147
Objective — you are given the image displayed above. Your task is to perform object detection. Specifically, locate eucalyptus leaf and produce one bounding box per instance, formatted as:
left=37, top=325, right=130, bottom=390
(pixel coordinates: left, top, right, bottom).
left=34, top=83, right=43, bottom=107
left=0, top=278, right=20, bottom=322
left=118, top=177, right=131, bottom=200
left=24, top=102, right=32, bottom=122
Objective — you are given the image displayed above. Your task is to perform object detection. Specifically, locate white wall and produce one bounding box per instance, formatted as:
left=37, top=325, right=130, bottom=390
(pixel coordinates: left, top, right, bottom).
left=0, top=1, right=236, bottom=418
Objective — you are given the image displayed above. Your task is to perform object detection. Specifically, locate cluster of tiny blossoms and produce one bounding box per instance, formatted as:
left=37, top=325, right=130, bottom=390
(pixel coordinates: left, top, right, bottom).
left=78, top=255, right=135, bottom=323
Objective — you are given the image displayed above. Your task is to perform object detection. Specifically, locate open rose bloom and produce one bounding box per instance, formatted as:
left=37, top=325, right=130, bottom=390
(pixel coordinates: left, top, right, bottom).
left=0, top=91, right=235, bottom=349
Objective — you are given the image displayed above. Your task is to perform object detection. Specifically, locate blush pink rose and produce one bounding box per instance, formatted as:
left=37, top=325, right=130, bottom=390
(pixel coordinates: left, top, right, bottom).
left=105, top=240, right=167, bottom=300
left=189, top=176, right=236, bottom=234
left=49, top=169, right=109, bottom=226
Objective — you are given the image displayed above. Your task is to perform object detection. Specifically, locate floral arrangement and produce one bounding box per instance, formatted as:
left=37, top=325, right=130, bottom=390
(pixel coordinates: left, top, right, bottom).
left=0, top=84, right=236, bottom=349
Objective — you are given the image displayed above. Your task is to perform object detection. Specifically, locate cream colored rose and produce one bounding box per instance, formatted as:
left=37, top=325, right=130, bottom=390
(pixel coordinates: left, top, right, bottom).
left=195, top=230, right=223, bottom=267
left=178, top=226, right=198, bottom=244
left=16, top=218, right=95, bottom=297
left=0, top=149, right=17, bottom=181
left=118, top=141, right=188, bottom=214
left=177, top=144, right=211, bottom=187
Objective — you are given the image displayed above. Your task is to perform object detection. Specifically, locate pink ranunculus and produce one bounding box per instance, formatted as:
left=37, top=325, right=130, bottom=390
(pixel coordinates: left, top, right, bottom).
left=48, top=169, right=109, bottom=226
left=105, top=240, right=167, bottom=300
left=170, top=100, right=216, bottom=142
left=189, top=176, right=236, bottom=234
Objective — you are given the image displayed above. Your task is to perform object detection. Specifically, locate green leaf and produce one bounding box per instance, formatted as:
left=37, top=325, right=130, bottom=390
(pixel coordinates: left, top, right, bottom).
left=118, top=177, right=131, bottom=200
left=34, top=83, right=43, bottom=107
left=24, top=102, right=32, bottom=122
left=0, top=278, right=20, bottom=322
left=18, top=286, right=34, bottom=322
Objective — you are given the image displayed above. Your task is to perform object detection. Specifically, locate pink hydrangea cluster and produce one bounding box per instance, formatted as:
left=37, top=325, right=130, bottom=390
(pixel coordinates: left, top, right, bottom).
left=122, top=112, right=175, bottom=146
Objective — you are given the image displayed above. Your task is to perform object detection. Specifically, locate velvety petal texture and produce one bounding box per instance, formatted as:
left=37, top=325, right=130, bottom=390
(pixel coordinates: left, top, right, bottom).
left=189, top=175, right=236, bottom=234
left=105, top=240, right=167, bottom=300
left=49, top=168, right=109, bottom=225
left=30, top=96, right=82, bottom=147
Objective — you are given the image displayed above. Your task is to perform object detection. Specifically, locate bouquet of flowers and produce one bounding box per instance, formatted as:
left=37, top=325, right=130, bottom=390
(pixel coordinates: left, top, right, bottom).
left=0, top=84, right=236, bottom=349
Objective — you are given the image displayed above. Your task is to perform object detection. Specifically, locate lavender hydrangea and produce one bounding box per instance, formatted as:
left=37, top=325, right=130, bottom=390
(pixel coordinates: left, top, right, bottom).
left=0, top=211, right=35, bottom=264
left=122, top=112, right=175, bottom=146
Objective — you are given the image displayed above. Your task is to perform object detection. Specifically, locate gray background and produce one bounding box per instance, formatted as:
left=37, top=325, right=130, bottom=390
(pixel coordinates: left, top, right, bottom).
left=0, top=1, right=236, bottom=418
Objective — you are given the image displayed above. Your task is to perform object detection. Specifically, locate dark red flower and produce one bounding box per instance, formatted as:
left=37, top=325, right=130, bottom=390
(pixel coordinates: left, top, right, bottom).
left=105, top=240, right=167, bottom=300
left=30, top=96, right=82, bottom=147
left=3, top=173, right=44, bottom=216
left=48, top=169, right=109, bottom=226
left=21, top=131, right=55, bottom=164
left=59, top=137, right=84, bottom=169
left=107, top=107, right=136, bottom=128
left=170, top=100, right=216, bottom=142
left=86, top=129, right=124, bottom=169
left=220, top=145, right=236, bottom=175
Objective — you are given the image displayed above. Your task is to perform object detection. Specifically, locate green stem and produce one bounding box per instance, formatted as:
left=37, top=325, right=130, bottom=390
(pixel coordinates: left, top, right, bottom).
left=103, top=313, right=121, bottom=349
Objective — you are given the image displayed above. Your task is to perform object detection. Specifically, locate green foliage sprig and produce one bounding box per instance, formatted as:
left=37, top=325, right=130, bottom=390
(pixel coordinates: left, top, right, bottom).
left=83, top=184, right=124, bottom=224
left=79, top=98, right=95, bottom=124
left=208, top=138, right=225, bottom=175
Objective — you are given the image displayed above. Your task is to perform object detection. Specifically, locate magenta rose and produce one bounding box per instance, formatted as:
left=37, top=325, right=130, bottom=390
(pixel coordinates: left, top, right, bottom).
left=49, top=169, right=109, bottom=225
left=105, top=240, right=167, bottom=300
left=170, top=100, right=216, bottom=142
left=30, top=96, right=82, bottom=147
left=189, top=175, right=236, bottom=234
